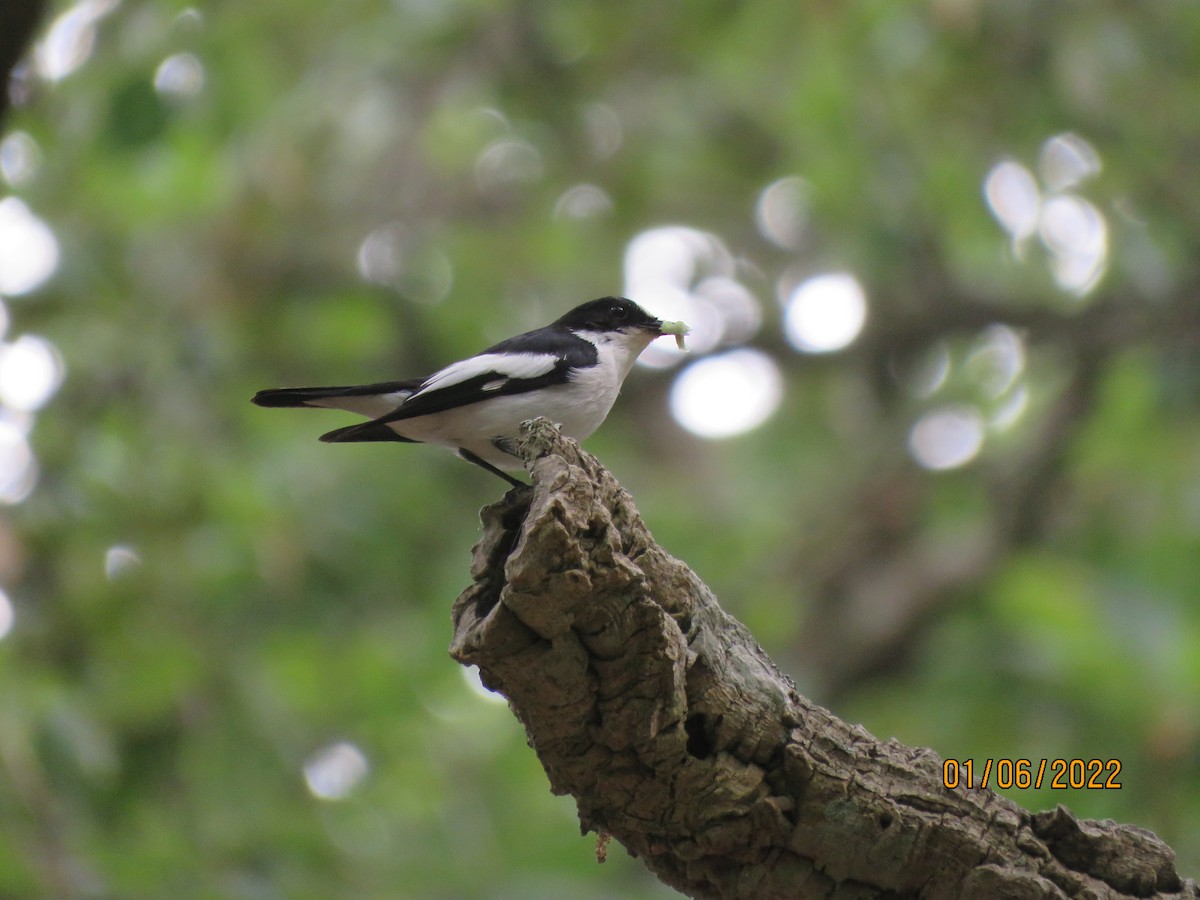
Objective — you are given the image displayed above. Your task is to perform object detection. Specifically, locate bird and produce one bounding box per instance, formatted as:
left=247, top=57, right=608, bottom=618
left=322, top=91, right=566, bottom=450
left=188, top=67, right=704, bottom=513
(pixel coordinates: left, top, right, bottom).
left=252, top=297, right=689, bottom=487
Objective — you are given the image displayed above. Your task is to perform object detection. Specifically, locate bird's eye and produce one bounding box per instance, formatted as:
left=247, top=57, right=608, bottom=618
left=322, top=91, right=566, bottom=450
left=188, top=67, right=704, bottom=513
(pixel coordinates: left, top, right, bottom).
left=609, top=304, right=627, bottom=319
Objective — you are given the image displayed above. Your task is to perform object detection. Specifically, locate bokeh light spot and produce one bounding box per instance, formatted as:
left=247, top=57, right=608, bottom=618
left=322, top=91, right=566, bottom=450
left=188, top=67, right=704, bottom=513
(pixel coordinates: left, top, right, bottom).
left=356, top=223, right=453, bottom=304
left=965, top=325, right=1025, bottom=398
left=694, top=276, right=762, bottom=344
left=0, top=587, right=12, bottom=641
left=0, top=132, right=42, bottom=187
left=989, top=384, right=1030, bottom=431
left=582, top=103, right=623, bottom=159
left=1039, top=133, right=1101, bottom=192
left=304, top=741, right=370, bottom=801
left=474, top=138, right=543, bottom=191
left=0, top=198, right=60, bottom=295
left=0, top=422, right=36, bottom=505
left=0, top=334, right=65, bottom=411
left=104, top=545, right=142, bottom=581
left=625, top=226, right=725, bottom=292
left=908, top=406, right=985, bottom=471
left=755, top=176, right=811, bottom=251
left=783, top=273, right=867, bottom=354
left=670, top=349, right=783, bottom=439
left=984, top=160, right=1041, bottom=244
left=903, top=341, right=951, bottom=399
left=154, top=53, right=205, bottom=98
left=35, top=0, right=120, bottom=82
left=1040, top=194, right=1107, bottom=295
left=174, top=7, right=204, bottom=29
left=553, top=183, right=613, bottom=220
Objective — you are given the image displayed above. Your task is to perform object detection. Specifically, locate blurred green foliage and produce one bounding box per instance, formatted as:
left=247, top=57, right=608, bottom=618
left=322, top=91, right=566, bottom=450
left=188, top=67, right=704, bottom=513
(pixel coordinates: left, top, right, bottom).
left=2, top=1, right=1199, bottom=896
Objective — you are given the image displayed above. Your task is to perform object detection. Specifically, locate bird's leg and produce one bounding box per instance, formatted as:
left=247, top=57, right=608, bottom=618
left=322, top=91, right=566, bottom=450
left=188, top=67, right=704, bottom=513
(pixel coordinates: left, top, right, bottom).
left=458, top=448, right=527, bottom=488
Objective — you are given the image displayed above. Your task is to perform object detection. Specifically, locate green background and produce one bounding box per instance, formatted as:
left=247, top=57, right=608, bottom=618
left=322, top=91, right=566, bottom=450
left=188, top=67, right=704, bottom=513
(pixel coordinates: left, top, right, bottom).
left=2, top=1, right=1198, bottom=896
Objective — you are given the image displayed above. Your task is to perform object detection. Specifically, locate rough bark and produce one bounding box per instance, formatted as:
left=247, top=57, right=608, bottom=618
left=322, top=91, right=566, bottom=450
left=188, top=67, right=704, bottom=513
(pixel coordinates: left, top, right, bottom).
left=450, top=418, right=1195, bottom=900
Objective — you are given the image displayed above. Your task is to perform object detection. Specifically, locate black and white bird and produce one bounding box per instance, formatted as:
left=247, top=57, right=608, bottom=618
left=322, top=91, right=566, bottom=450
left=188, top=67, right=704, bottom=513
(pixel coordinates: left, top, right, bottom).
left=252, top=297, right=689, bottom=486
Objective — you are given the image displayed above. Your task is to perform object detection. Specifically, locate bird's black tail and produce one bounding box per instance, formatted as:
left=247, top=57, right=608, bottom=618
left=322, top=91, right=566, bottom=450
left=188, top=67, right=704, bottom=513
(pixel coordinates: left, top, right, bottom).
left=251, top=380, right=418, bottom=409
left=251, top=387, right=325, bottom=408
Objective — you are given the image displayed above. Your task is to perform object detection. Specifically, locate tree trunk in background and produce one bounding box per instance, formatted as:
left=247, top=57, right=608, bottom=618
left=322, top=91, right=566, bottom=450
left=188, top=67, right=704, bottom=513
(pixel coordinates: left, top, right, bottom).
left=0, top=0, right=45, bottom=126
left=450, top=419, right=1195, bottom=900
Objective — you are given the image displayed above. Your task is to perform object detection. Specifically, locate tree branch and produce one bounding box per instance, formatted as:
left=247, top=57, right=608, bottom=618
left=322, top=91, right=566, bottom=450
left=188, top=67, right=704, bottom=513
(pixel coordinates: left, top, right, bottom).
left=449, top=419, right=1195, bottom=900
left=796, top=346, right=1110, bottom=700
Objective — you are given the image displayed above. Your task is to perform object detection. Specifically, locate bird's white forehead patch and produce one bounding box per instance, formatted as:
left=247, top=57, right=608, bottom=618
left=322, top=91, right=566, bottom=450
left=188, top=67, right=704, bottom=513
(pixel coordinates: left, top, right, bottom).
left=416, top=352, right=559, bottom=396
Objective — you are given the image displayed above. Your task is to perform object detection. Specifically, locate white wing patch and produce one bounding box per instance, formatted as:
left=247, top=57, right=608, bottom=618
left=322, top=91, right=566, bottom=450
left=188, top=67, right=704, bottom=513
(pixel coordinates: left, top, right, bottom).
left=413, top=352, right=560, bottom=398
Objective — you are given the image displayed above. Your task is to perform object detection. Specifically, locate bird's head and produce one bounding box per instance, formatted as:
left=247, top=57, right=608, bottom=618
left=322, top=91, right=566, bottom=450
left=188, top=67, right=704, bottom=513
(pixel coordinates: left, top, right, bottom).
left=556, top=297, right=689, bottom=349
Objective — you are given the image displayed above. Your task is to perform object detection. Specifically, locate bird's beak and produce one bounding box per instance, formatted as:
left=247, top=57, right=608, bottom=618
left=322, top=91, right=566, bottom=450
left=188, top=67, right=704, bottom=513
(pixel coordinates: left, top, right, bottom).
left=656, top=319, right=691, bottom=351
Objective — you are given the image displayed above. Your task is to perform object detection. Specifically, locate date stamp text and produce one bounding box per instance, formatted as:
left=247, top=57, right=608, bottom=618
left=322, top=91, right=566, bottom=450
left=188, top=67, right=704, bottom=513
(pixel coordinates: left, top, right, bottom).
left=942, top=758, right=1122, bottom=790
